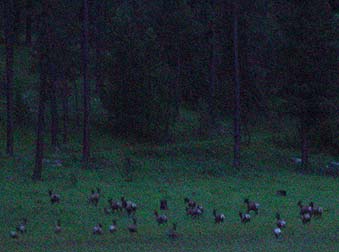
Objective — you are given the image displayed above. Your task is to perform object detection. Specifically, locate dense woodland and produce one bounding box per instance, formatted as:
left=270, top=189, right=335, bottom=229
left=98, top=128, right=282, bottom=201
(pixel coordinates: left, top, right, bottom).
left=0, top=1, right=339, bottom=251
left=1, top=0, right=338, bottom=176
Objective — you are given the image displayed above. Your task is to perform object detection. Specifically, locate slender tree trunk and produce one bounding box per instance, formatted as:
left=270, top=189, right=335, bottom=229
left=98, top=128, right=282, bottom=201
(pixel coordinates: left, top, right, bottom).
left=62, top=79, right=69, bottom=144
left=49, top=64, right=59, bottom=149
left=94, top=1, right=104, bottom=94
left=82, top=0, right=90, bottom=169
left=33, top=1, right=49, bottom=181
left=208, top=10, right=217, bottom=128
left=25, top=0, right=32, bottom=47
left=173, top=48, right=181, bottom=116
left=94, top=42, right=102, bottom=94
left=300, top=122, right=309, bottom=168
left=13, top=1, right=21, bottom=45
left=74, top=80, right=81, bottom=128
left=33, top=75, right=46, bottom=181
left=233, top=0, right=241, bottom=168
left=4, top=0, right=15, bottom=156
left=45, top=6, right=58, bottom=150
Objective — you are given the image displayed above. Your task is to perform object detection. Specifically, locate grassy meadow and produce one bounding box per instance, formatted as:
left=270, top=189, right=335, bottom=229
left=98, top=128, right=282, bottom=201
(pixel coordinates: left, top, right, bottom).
left=0, top=112, right=338, bottom=252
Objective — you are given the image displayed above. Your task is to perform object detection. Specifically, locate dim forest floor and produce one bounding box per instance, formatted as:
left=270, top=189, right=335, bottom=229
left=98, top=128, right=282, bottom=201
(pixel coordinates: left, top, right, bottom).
left=0, top=111, right=338, bottom=252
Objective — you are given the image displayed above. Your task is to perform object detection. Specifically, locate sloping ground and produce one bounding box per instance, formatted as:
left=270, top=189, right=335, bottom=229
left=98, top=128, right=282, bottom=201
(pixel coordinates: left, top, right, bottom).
left=0, top=126, right=338, bottom=252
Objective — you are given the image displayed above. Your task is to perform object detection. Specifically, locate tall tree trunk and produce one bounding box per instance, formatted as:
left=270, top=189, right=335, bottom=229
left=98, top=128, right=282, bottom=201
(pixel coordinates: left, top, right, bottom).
left=208, top=6, right=217, bottom=129
left=25, top=0, right=32, bottom=47
left=82, top=0, right=90, bottom=169
left=173, top=51, right=181, bottom=116
left=46, top=9, right=59, bottom=149
left=94, top=1, right=104, bottom=94
left=74, top=80, right=81, bottom=128
left=300, top=122, right=309, bottom=168
left=49, top=63, right=59, bottom=149
left=62, top=79, right=69, bottom=144
left=13, top=1, right=21, bottom=45
left=233, top=0, right=241, bottom=168
left=4, top=0, right=15, bottom=156
left=33, top=1, right=49, bottom=181
left=33, top=74, right=46, bottom=181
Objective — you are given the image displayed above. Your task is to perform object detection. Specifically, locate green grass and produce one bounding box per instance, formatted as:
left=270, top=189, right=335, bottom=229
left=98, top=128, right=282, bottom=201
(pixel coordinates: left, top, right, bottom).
left=0, top=122, right=338, bottom=252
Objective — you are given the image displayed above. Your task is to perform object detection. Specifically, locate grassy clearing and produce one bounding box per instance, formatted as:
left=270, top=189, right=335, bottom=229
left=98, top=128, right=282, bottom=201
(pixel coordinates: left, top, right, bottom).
left=0, top=121, right=338, bottom=252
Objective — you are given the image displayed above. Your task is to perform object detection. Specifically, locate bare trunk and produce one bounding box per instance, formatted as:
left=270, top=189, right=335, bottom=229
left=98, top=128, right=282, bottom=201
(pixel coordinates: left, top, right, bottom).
left=208, top=11, right=217, bottom=128
left=13, top=2, right=21, bottom=45
left=94, top=1, right=104, bottom=94
left=49, top=64, right=58, bottom=149
left=25, top=0, right=32, bottom=47
left=301, top=123, right=309, bottom=168
left=82, top=0, right=90, bottom=169
left=95, top=47, right=103, bottom=94
left=47, top=8, right=58, bottom=149
left=33, top=77, right=46, bottom=181
left=233, top=0, right=241, bottom=168
left=74, top=81, right=81, bottom=128
left=33, top=1, right=49, bottom=181
left=4, top=0, right=15, bottom=156
left=62, top=79, right=69, bottom=144
left=174, top=53, right=181, bottom=116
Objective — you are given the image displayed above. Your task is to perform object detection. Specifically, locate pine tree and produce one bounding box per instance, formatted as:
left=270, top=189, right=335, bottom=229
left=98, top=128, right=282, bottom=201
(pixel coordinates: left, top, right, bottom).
left=32, top=0, right=50, bottom=181
left=82, top=0, right=90, bottom=169
left=4, top=0, right=15, bottom=156
left=276, top=1, right=338, bottom=167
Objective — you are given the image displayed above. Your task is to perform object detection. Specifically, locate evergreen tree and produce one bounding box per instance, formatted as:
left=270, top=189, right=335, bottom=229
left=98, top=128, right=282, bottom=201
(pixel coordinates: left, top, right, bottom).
left=82, top=0, right=90, bottom=169
left=276, top=1, right=339, bottom=167
left=4, top=0, right=15, bottom=156
left=32, top=0, right=50, bottom=181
